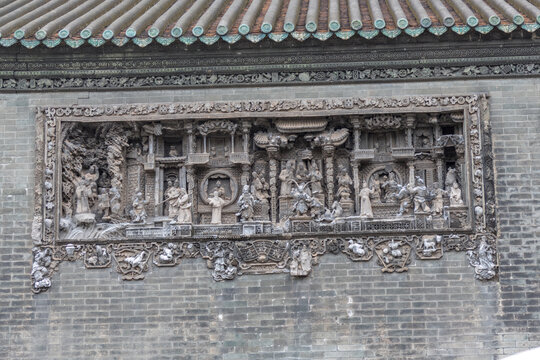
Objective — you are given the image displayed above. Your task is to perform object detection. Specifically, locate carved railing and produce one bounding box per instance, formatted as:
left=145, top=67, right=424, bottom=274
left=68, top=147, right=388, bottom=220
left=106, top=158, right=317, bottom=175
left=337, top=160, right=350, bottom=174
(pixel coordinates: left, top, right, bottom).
left=391, top=147, right=415, bottom=160
left=187, top=153, right=210, bottom=165
left=351, top=149, right=375, bottom=161
left=229, top=152, right=250, bottom=164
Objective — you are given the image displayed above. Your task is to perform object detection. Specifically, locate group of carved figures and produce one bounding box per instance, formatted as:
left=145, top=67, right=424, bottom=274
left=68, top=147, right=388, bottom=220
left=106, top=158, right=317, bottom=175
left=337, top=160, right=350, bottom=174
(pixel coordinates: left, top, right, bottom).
left=138, top=164, right=464, bottom=226
left=72, top=165, right=122, bottom=224
left=358, top=168, right=464, bottom=219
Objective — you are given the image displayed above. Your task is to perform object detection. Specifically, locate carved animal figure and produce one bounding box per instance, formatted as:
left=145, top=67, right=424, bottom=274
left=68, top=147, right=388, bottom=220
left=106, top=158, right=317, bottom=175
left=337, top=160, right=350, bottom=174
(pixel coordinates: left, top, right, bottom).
left=348, top=240, right=365, bottom=256
left=159, top=245, right=174, bottom=263
left=124, top=251, right=146, bottom=269
left=422, top=235, right=442, bottom=255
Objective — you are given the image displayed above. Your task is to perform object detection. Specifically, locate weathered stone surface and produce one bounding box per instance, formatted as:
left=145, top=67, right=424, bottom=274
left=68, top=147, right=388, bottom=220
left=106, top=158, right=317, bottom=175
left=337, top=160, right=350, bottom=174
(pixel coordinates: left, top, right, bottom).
left=0, top=78, right=539, bottom=358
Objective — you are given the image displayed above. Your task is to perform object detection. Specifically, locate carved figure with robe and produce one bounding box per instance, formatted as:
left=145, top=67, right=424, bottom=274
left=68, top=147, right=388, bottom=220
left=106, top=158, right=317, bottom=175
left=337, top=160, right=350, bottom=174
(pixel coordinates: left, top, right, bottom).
left=279, top=160, right=295, bottom=196
left=177, top=188, right=192, bottom=223
left=129, top=192, right=148, bottom=223
left=337, top=168, right=353, bottom=201
left=382, top=172, right=400, bottom=203
left=408, top=177, right=431, bottom=213
left=165, top=180, right=181, bottom=219
left=359, top=182, right=375, bottom=218
left=236, top=185, right=255, bottom=222
left=97, top=188, right=111, bottom=219
left=449, top=181, right=464, bottom=206
left=309, top=161, right=323, bottom=195
left=431, top=184, right=446, bottom=215
left=74, top=178, right=93, bottom=215
left=251, top=171, right=270, bottom=204
left=445, top=167, right=458, bottom=190
left=208, top=190, right=227, bottom=224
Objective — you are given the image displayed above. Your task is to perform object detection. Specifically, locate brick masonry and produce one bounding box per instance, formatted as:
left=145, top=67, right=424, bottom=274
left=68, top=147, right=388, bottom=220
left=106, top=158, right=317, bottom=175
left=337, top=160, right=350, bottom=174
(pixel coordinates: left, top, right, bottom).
left=0, top=79, right=538, bottom=359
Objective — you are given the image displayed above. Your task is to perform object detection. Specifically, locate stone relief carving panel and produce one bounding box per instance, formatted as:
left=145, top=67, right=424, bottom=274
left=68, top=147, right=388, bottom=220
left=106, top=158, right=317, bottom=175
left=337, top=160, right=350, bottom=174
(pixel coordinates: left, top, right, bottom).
left=30, top=95, right=498, bottom=293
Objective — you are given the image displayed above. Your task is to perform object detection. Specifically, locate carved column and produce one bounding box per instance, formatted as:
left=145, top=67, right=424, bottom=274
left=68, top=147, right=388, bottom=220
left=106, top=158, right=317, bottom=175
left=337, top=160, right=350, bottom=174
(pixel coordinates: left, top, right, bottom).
left=407, top=161, right=415, bottom=185
left=351, top=116, right=361, bottom=151
left=154, top=166, right=162, bottom=216
left=242, top=121, right=251, bottom=153
left=266, top=146, right=279, bottom=223
left=406, top=115, right=416, bottom=148
left=436, top=158, right=444, bottom=185
left=350, top=117, right=362, bottom=213
left=323, top=145, right=335, bottom=207
left=186, top=166, right=196, bottom=223
left=185, top=122, right=194, bottom=154
left=352, top=160, right=360, bottom=214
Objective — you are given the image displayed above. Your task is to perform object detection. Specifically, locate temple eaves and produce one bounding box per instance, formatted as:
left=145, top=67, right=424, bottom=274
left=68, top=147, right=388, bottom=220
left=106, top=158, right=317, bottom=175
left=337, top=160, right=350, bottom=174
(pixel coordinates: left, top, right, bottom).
left=0, top=0, right=538, bottom=49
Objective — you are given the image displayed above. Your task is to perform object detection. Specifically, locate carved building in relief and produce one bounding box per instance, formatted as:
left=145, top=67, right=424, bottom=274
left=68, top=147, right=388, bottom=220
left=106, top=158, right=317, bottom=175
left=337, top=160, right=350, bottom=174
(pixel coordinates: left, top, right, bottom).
left=31, top=95, right=498, bottom=292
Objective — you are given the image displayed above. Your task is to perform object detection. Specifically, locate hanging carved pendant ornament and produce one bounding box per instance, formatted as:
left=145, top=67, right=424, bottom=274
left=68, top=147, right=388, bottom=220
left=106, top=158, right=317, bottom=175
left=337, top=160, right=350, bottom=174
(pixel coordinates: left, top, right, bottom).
left=31, top=95, right=499, bottom=293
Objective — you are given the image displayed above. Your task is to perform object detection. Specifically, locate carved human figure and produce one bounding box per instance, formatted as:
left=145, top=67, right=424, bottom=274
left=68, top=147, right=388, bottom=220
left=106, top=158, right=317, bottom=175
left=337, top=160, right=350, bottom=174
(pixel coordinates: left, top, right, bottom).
left=109, top=186, right=122, bottom=215
left=336, top=168, right=353, bottom=201
left=207, top=190, right=227, bottom=224
left=372, top=177, right=382, bottom=203
left=309, top=161, right=323, bottom=195
left=97, top=188, right=111, bottom=219
left=74, top=178, right=93, bottom=215
left=279, top=160, right=295, bottom=196
left=467, top=236, right=496, bottom=280
left=359, top=182, right=375, bottom=218
left=290, top=245, right=312, bottom=276
left=236, top=185, right=255, bottom=222
left=477, top=237, right=495, bottom=273
left=431, top=184, right=447, bottom=215
left=395, top=185, right=413, bottom=216
left=251, top=171, right=270, bottom=204
left=213, top=180, right=226, bottom=198
left=177, top=188, right=192, bottom=223
left=165, top=180, right=181, bottom=219
left=291, top=182, right=313, bottom=217
left=408, top=177, right=431, bottom=213
left=296, top=161, right=310, bottom=183
left=382, top=172, right=400, bottom=203
left=449, top=181, right=464, bottom=206
left=129, top=192, right=148, bottom=223
left=331, top=200, right=343, bottom=218
left=445, top=167, right=457, bottom=190
left=168, top=145, right=178, bottom=157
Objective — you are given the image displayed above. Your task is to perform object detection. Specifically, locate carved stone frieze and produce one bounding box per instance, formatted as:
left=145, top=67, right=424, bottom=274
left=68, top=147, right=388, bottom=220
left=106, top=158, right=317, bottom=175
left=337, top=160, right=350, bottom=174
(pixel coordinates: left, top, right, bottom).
left=31, top=95, right=499, bottom=293
left=2, top=63, right=540, bottom=92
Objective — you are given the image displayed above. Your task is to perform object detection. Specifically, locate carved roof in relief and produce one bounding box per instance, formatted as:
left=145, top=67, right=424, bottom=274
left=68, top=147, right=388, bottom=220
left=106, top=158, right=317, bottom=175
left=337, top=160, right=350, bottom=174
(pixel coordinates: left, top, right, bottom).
left=0, top=0, right=538, bottom=49
left=274, top=118, right=328, bottom=133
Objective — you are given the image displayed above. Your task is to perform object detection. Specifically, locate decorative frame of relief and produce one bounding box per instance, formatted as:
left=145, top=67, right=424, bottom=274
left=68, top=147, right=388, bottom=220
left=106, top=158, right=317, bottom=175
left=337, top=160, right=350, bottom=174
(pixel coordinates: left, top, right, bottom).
left=31, top=94, right=498, bottom=293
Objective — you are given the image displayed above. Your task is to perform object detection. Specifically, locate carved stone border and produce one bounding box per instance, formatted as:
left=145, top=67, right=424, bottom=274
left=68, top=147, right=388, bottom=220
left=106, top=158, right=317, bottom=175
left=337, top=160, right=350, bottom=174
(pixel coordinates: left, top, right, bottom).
left=31, top=95, right=499, bottom=293
left=1, top=40, right=539, bottom=91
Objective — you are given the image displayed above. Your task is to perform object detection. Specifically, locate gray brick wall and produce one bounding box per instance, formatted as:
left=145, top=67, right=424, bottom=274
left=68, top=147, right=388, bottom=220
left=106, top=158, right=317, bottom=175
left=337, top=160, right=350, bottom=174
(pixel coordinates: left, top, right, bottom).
left=0, top=79, right=538, bottom=359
